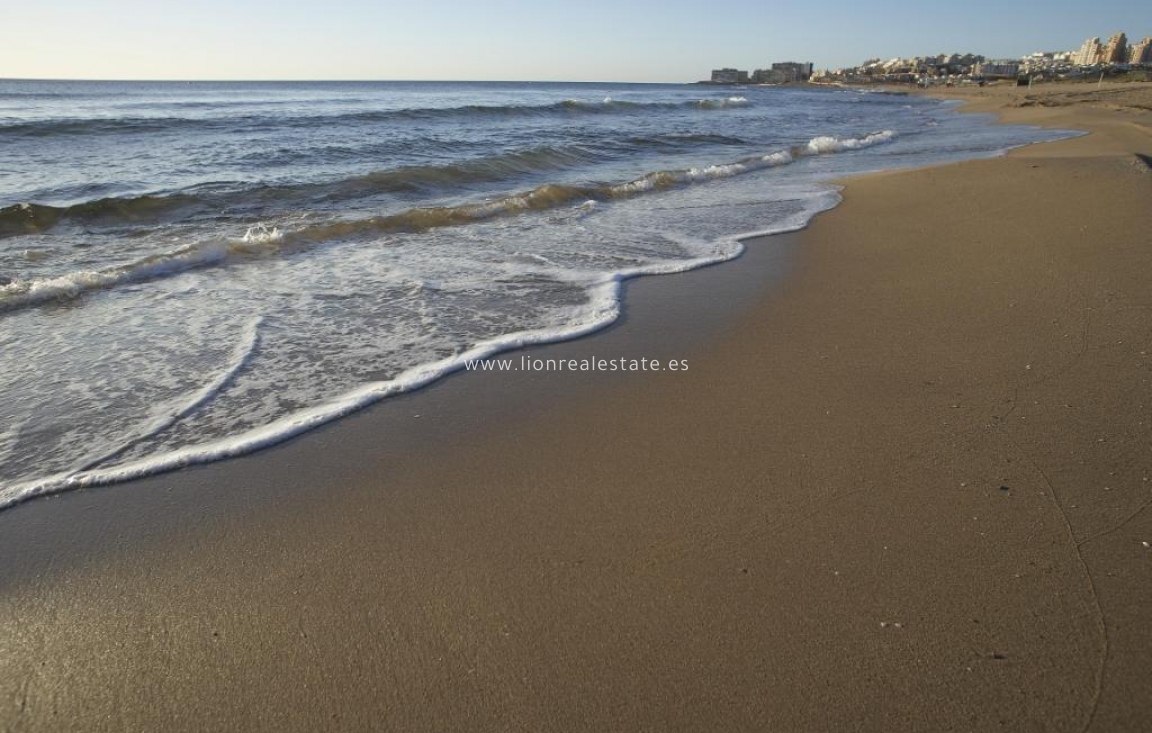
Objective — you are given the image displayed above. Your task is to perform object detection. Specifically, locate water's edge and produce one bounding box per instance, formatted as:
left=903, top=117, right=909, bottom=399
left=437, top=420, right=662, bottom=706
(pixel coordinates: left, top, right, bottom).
left=0, top=106, right=1080, bottom=511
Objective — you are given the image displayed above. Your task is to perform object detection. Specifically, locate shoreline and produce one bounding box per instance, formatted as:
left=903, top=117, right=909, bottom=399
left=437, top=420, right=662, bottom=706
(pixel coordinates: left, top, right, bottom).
left=0, top=223, right=805, bottom=589
left=0, top=100, right=1058, bottom=510
left=1, top=83, right=1149, bottom=731
left=0, top=84, right=1074, bottom=507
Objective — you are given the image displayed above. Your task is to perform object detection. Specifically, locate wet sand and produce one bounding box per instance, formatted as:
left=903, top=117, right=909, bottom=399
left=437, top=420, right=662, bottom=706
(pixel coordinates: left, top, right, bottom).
left=1, top=83, right=1150, bottom=732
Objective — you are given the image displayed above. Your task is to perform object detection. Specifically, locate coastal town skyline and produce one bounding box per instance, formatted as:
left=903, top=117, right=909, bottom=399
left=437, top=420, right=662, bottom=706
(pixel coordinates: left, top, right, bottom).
left=1, top=0, right=1147, bottom=82
left=708, top=30, right=1152, bottom=86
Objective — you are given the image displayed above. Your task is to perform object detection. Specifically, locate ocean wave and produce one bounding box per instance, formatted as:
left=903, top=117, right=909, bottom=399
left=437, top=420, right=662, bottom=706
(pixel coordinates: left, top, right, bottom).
left=626, top=133, right=749, bottom=147
left=0, top=227, right=297, bottom=312
left=609, top=129, right=895, bottom=193
left=0, top=97, right=754, bottom=139
left=805, top=130, right=896, bottom=154
left=0, top=241, right=234, bottom=312
left=694, top=96, right=749, bottom=109
left=0, top=194, right=207, bottom=238
left=0, top=130, right=895, bottom=313
left=340, top=145, right=606, bottom=193
left=3, top=135, right=744, bottom=238
left=0, top=146, right=605, bottom=237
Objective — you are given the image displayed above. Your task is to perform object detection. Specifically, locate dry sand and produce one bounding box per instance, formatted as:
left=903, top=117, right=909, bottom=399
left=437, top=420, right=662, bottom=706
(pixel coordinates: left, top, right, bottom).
left=1, top=83, right=1149, bottom=732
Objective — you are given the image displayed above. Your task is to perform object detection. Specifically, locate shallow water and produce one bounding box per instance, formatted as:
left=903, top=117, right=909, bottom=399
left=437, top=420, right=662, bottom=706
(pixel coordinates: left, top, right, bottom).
left=0, top=81, right=1071, bottom=507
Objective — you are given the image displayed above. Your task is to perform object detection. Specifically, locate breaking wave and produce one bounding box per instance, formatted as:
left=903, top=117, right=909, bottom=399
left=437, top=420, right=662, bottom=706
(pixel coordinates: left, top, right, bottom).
left=1, top=136, right=745, bottom=237
left=0, top=194, right=207, bottom=238
left=805, top=130, right=896, bottom=153
left=0, top=130, right=896, bottom=313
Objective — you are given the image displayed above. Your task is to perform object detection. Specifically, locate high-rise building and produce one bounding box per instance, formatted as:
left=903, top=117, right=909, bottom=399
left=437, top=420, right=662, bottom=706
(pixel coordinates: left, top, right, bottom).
left=1074, top=37, right=1102, bottom=65
left=751, top=62, right=813, bottom=84
left=1130, top=37, right=1152, bottom=65
left=770, top=62, right=813, bottom=81
left=710, top=68, right=749, bottom=84
left=1102, top=32, right=1128, bottom=64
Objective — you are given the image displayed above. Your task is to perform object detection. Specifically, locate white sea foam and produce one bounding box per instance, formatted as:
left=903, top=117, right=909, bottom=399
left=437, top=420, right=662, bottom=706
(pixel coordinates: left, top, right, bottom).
left=0, top=224, right=294, bottom=311
left=804, top=130, right=895, bottom=155
left=606, top=130, right=890, bottom=196
left=760, top=150, right=794, bottom=166
left=1, top=265, right=705, bottom=508
left=0, top=242, right=230, bottom=311
left=241, top=223, right=283, bottom=244
left=695, top=97, right=749, bottom=109
left=0, top=188, right=848, bottom=512
left=71, top=316, right=263, bottom=473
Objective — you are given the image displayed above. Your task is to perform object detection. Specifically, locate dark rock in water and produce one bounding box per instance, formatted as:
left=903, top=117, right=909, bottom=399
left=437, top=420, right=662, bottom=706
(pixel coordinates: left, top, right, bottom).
left=999, top=485, right=1010, bottom=492
left=0, top=275, right=12, bottom=286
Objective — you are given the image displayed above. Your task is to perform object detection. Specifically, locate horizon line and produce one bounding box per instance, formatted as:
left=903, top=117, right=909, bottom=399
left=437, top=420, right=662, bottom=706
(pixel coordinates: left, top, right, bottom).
left=0, top=76, right=705, bottom=85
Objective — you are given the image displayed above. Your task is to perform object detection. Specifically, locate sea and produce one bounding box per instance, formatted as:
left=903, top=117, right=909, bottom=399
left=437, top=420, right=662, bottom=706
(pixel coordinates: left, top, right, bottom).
left=0, top=80, right=1071, bottom=508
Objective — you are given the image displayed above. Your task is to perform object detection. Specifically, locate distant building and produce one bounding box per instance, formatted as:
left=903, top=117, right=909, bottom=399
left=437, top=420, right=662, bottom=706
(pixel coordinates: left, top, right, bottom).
left=1102, top=32, right=1128, bottom=65
left=1021, top=52, right=1052, bottom=71
left=1020, top=50, right=1076, bottom=74
left=751, top=62, right=812, bottom=84
left=710, top=68, right=749, bottom=84
left=1131, top=37, right=1152, bottom=65
left=925, top=53, right=982, bottom=76
left=1074, top=37, right=1102, bottom=65
left=751, top=68, right=782, bottom=83
left=771, top=62, right=813, bottom=81
left=973, top=60, right=1020, bottom=78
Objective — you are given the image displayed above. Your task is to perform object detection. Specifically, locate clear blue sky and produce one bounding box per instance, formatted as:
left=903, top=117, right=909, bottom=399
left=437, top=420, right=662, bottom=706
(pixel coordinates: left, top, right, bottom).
left=4, top=0, right=1148, bottom=82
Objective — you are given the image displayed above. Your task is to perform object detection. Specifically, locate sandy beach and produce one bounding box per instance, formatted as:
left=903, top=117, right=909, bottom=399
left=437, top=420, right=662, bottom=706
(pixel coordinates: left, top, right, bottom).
left=1, top=82, right=1149, bottom=732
